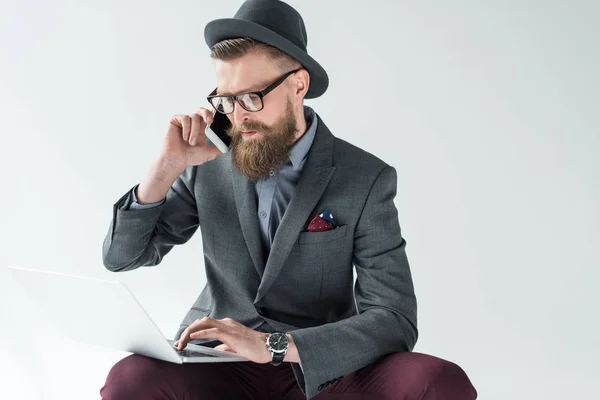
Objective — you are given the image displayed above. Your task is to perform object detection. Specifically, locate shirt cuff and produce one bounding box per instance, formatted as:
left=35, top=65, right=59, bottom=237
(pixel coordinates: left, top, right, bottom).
left=129, top=186, right=165, bottom=210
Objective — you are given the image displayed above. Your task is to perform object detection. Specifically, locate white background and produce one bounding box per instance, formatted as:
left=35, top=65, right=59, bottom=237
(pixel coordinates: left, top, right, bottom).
left=1, top=0, right=598, bottom=399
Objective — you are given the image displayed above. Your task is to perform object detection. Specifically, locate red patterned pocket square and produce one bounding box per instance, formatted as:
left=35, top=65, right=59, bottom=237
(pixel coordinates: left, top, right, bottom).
left=306, top=208, right=337, bottom=232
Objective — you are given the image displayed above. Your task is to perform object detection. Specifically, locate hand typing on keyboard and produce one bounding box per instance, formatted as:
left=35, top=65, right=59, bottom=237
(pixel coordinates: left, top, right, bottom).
left=174, top=316, right=278, bottom=364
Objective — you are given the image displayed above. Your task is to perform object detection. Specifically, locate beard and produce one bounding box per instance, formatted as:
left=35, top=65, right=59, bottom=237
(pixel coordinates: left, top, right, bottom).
left=227, top=99, right=298, bottom=181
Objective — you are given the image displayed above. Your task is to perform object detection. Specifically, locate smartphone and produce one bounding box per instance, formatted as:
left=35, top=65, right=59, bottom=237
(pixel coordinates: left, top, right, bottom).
left=205, top=111, right=232, bottom=154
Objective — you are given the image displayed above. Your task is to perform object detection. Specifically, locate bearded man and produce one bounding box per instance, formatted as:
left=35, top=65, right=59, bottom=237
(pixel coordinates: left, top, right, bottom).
left=100, top=1, right=477, bottom=399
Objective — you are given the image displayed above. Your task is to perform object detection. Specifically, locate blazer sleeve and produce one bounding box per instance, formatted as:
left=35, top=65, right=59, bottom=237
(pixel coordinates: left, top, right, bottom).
left=102, top=166, right=199, bottom=271
left=288, top=165, right=418, bottom=399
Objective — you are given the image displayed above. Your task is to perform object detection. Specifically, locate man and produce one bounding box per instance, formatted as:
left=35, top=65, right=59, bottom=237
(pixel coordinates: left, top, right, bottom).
left=100, top=1, right=477, bottom=399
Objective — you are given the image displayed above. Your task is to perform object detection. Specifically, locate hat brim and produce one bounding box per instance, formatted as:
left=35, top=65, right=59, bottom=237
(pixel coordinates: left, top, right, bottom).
left=205, top=18, right=328, bottom=99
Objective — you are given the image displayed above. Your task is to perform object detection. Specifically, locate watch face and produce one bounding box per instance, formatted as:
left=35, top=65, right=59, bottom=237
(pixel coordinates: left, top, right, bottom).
left=268, top=332, right=288, bottom=351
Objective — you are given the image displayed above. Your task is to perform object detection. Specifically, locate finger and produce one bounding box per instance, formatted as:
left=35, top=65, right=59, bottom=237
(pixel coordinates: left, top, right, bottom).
left=174, top=115, right=191, bottom=142
left=177, top=336, right=191, bottom=350
left=188, top=113, right=204, bottom=146
left=176, top=333, right=188, bottom=350
left=188, top=316, right=227, bottom=331
left=177, top=319, right=202, bottom=349
left=191, top=109, right=215, bottom=146
left=178, top=317, right=224, bottom=349
left=195, top=107, right=214, bottom=125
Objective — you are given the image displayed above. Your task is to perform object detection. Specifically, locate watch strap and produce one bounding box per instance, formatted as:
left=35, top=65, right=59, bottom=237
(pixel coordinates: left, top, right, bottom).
left=271, top=351, right=285, bottom=366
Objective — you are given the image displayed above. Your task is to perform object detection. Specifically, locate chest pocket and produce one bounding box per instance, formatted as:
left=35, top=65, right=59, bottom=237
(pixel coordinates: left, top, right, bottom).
left=267, top=224, right=352, bottom=307
left=297, top=224, right=348, bottom=244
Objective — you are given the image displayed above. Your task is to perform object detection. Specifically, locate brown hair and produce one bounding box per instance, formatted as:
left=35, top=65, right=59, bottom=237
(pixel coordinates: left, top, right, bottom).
left=210, top=37, right=302, bottom=73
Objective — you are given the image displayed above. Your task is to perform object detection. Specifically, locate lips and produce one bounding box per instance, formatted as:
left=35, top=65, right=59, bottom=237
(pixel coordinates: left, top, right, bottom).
left=242, top=131, right=257, bottom=138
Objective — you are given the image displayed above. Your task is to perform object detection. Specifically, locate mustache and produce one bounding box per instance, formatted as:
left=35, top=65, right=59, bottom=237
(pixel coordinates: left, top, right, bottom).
left=227, top=121, right=271, bottom=136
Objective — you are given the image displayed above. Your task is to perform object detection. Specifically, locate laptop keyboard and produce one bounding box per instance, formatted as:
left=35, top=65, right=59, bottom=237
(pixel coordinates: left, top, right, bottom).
left=176, top=348, right=219, bottom=358
left=167, top=340, right=223, bottom=358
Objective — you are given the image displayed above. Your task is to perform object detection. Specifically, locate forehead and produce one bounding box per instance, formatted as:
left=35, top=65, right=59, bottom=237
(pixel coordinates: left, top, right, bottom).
left=213, top=52, right=281, bottom=95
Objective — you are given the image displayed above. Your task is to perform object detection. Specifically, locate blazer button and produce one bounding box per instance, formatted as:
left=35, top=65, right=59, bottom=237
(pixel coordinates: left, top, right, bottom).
left=257, top=307, right=265, bottom=316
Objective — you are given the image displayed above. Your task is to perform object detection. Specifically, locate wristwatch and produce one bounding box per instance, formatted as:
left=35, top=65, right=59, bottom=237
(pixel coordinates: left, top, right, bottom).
left=265, top=331, right=289, bottom=366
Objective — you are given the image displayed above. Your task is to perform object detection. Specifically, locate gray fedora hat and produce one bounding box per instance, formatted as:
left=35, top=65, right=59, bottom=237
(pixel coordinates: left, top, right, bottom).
left=204, top=0, right=329, bottom=99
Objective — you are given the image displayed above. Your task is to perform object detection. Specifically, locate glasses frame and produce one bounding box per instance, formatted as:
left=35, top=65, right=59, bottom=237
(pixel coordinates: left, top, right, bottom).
left=207, top=68, right=302, bottom=114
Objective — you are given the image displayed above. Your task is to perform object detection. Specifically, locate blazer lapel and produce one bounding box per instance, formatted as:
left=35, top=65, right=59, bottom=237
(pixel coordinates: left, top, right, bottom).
left=230, top=161, right=267, bottom=279
left=254, top=116, right=336, bottom=303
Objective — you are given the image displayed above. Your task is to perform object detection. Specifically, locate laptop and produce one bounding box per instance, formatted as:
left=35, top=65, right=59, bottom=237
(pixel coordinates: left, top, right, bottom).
left=7, top=265, right=249, bottom=364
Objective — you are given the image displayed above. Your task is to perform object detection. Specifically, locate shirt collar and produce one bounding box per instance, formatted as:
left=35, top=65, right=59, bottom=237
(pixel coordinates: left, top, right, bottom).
left=288, top=106, right=318, bottom=171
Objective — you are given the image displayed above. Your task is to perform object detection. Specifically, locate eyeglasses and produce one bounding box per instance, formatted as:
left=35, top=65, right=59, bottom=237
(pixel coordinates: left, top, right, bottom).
left=207, top=69, right=301, bottom=114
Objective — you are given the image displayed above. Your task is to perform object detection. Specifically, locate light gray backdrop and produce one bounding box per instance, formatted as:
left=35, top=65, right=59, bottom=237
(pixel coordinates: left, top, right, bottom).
left=0, top=0, right=598, bottom=399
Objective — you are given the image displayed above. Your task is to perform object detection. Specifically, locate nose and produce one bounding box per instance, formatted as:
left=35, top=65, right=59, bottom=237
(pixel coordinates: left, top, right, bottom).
left=232, top=104, right=251, bottom=126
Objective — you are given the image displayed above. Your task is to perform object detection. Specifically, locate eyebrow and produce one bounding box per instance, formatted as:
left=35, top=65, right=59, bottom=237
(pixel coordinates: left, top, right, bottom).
left=216, top=81, right=269, bottom=96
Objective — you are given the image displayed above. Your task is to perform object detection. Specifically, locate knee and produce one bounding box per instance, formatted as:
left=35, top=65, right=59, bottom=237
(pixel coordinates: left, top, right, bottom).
left=383, top=352, right=477, bottom=400
left=100, top=354, right=165, bottom=399
left=419, top=354, right=477, bottom=399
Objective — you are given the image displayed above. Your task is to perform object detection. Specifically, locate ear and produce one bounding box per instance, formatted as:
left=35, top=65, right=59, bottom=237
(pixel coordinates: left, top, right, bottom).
left=292, top=68, right=310, bottom=103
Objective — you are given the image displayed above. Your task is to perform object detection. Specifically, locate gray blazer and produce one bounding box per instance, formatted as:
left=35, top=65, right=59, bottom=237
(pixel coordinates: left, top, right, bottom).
left=102, top=114, right=418, bottom=399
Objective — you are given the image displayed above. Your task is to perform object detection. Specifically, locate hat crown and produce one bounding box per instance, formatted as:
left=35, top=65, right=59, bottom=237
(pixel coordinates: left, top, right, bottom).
left=233, top=0, right=308, bottom=51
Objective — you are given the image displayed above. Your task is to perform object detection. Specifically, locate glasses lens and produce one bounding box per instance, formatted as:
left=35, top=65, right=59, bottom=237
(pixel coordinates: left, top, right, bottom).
left=239, top=93, right=263, bottom=112
left=210, top=96, right=234, bottom=114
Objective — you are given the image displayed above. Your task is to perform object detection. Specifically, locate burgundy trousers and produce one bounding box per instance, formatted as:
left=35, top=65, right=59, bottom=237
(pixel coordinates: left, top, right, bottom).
left=100, top=351, right=477, bottom=400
